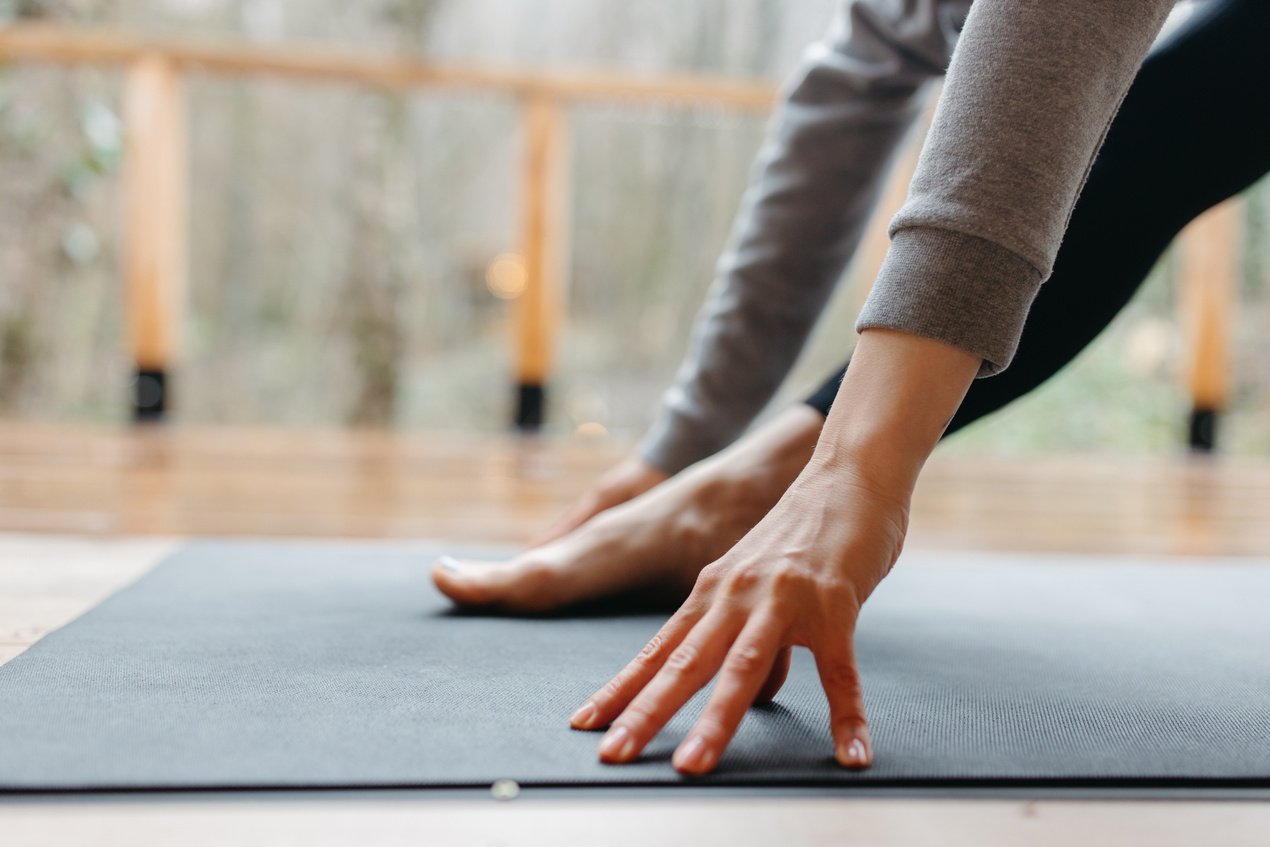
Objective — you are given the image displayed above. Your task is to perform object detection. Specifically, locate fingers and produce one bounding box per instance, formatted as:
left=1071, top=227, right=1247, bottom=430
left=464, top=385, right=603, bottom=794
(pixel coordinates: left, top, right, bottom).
left=814, top=637, right=872, bottom=769
left=672, top=617, right=785, bottom=775
left=569, top=603, right=707, bottom=733
left=586, top=611, right=744, bottom=766
left=754, top=645, right=791, bottom=704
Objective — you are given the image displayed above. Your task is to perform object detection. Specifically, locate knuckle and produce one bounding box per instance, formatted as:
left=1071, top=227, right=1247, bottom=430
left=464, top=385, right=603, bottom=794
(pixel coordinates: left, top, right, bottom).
left=722, top=565, right=762, bottom=594
left=619, top=700, right=660, bottom=732
left=601, top=677, right=625, bottom=700
left=821, top=663, right=862, bottom=695
left=633, top=634, right=665, bottom=667
left=694, top=563, right=724, bottom=592
left=665, top=643, right=701, bottom=674
left=724, top=642, right=766, bottom=676
left=764, top=593, right=801, bottom=622
left=768, top=564, right=813, bottom=593
left=819, top=580, right=863, bottom=619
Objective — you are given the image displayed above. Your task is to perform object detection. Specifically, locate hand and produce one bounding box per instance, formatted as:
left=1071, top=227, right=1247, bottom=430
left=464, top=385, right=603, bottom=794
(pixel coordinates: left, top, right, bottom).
left=568, top=459, right=910, bottom=775
left=566, top=328, right=978, bottom=774
left=533, top=456, right=669, bottom=546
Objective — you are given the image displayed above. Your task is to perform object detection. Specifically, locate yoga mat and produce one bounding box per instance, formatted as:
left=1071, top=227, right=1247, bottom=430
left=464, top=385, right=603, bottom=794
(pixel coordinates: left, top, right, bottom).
left=2, top=541, right=1269, bottom=793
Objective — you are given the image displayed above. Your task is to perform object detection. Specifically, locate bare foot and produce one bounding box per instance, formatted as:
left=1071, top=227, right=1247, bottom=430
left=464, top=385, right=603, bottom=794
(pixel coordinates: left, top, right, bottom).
left=431, top=406, right=823, bottom=613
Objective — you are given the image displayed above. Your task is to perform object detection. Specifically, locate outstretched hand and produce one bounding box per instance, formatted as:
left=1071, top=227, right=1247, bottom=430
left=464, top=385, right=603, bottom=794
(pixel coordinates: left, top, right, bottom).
left=566, top=328, right=982, bottom=775
left=568, top=460, right=909, bottom=774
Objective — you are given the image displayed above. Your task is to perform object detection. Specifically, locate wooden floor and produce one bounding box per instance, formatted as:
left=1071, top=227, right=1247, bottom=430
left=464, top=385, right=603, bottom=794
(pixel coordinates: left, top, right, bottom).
left=4, top=420, right=1270, bottom=555
left=2, top=420, right=1269, bottom=845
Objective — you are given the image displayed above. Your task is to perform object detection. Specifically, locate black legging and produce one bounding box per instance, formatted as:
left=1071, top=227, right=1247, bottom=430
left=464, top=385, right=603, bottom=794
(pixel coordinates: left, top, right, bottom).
left=806, top=0, right=1270, bottom=440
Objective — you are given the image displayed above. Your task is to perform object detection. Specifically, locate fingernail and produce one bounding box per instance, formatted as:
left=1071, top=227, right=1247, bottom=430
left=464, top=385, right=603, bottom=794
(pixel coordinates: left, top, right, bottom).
left=598, top=726, right=635, bottom=762
left=674, top=735, right=714, bottom=774
left=836, top=737, right=871, bottom=769
left=570, top=701, right=596, bottom=729
left=436, top=556, right=463, bottom=575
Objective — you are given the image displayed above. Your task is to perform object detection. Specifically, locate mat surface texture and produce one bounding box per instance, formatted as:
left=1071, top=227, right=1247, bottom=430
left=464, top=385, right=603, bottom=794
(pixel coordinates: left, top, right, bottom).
left=2, top=542, right=1269, bottom=792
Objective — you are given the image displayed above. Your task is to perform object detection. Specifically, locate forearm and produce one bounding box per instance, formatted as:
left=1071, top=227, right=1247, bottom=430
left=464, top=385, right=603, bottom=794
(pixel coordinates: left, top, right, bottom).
left=857, top=0, right=1177, bottom=375
left=639, top=0, right=958, bottom=475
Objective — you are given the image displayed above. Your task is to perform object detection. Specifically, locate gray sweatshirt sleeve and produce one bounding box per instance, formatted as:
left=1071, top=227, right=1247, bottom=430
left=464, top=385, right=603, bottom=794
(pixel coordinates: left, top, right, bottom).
left=856, top=0, right=1176, bottom=375
left=638, top=0, right=967, bottom=475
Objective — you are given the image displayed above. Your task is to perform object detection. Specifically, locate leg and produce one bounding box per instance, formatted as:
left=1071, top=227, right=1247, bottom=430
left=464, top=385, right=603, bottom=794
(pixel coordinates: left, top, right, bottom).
left=435, top=0, right=1269, bottom=613
left=808, top=0, right=1270, bottom=431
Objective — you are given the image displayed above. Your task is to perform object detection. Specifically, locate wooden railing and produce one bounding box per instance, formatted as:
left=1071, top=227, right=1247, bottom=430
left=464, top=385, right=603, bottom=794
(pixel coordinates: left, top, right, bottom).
left=0, top=24, right=1244, bottom=447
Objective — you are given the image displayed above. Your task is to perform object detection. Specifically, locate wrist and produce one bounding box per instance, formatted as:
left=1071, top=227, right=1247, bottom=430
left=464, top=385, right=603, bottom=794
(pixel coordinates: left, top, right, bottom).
left=781, top=446, right=914, bottom=591
left=810, top=328, right=981, bottom=492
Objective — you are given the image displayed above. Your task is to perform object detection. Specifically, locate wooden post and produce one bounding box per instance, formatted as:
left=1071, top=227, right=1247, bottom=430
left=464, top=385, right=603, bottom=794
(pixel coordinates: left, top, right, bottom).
left=122, top=53, right=187, bottom=421
left=1178, top=199, right=1242, bottom=451
left=513, top=94, right=569, bottom=430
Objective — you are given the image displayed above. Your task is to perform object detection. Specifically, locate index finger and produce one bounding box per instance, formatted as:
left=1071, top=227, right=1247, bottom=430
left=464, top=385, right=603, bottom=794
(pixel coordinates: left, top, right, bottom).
left=569, top=602, right=705, bottom=732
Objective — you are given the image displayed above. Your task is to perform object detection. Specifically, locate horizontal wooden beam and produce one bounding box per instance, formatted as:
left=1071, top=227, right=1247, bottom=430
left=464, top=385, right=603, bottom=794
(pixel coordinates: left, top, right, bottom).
left=0, top=24, right=777, bottom=110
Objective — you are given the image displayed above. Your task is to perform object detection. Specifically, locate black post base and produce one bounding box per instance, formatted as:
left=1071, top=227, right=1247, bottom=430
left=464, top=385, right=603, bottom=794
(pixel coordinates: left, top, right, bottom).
left=514, top=382, right=545, bottom=431
left=133, top=368, right=168, bottom=422
left=1188, top=406, right=1218, bottom=453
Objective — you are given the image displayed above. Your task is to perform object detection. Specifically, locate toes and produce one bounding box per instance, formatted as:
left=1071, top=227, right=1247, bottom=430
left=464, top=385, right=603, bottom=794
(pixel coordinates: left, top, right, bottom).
left=431, top=502, right=698, bottom=613
left=431, top=556, right=555, bottom=610
left=430, top=556, right=490, bottom=605
left=431, top=553, right=571, bottom=612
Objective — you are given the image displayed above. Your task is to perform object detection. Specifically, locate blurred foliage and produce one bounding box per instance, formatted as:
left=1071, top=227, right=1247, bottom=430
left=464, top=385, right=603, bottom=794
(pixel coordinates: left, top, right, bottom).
left=0, top=0, right=1269, bottom=457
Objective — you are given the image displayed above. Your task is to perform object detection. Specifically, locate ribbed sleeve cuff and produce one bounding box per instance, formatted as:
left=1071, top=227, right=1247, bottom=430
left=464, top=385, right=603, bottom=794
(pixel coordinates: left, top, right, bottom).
left=855, top=227, right=1043, bottom=376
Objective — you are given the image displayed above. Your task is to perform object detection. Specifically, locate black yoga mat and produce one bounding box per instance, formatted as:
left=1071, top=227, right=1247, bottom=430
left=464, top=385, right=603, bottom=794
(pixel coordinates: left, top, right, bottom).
left=2, top=541, right=1270, bottom=793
